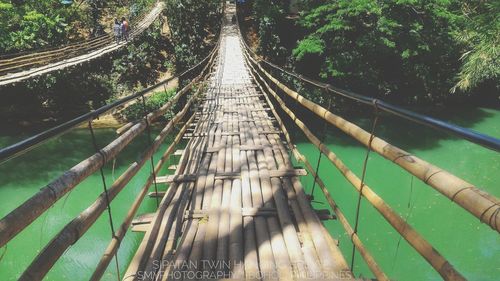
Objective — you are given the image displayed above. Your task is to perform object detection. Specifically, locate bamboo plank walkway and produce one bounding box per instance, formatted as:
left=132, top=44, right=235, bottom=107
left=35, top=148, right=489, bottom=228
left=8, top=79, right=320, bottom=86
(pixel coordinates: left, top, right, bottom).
left=124, top=4, right=352, bottom=280
left=0, top=2, right=164, bottom=86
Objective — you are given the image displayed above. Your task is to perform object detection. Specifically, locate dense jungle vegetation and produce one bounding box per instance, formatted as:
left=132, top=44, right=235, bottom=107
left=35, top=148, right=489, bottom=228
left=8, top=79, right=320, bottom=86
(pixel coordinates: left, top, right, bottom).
left=239, top=0, right=499, bottom=105
left=0, top=0, right=221, bottom=127
left=0, top=0, right=497, bottom=128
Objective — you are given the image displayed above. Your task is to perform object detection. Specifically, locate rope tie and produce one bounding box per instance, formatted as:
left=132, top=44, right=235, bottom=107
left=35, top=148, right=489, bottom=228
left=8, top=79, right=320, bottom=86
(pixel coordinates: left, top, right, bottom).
left=450, top=186, right=474, bottom=202
left=141, top=94, right=160, bottom=207
left=350, top=101, right=379, bottom=271
left=87, top=120, right=121, bottom=281
left=479, top=202, right=500, bottom=222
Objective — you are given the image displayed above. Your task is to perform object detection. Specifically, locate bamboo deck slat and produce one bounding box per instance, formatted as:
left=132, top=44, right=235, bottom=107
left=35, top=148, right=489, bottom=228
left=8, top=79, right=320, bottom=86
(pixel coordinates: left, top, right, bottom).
left=125, top=4, right=351, bottom=280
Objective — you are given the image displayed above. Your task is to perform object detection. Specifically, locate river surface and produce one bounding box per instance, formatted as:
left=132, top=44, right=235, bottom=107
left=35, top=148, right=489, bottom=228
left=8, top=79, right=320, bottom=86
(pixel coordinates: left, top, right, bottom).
left=0, top=107, right=499, bottom=280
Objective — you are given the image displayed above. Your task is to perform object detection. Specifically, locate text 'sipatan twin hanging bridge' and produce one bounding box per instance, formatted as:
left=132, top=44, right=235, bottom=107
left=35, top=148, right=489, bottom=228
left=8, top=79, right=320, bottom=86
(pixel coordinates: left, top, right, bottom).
left=0, top=2, right=499, bottom=281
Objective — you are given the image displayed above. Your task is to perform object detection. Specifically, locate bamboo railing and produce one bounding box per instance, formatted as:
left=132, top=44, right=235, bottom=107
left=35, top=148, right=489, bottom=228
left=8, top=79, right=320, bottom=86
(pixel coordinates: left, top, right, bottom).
left=245, top=57, right=390, bottom=281
left=89, top=114, right=193, bottom=281
left=243, top=47, right=465, bottom=280
left=239, top=20, right=499, bottom=279
left=246, top=50, right=500, bottom=234
left=18, top=83, right=206, bottom=280
left=0, top=50, right=215, bottom=249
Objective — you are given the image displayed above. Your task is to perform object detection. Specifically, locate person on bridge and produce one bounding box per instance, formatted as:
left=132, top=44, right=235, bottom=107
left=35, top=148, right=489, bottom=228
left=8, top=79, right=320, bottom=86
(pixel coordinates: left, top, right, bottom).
left=113, top=19, right=121, bottom=43
left=121, top=17, right=129, bottom=41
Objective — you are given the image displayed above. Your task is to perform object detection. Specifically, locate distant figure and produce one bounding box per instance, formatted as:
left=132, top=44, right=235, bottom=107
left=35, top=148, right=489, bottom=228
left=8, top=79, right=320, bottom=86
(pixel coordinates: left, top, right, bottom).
left=121, top=17, right=129, bottom=41
left=113, top=19, right=121, bottom=43
left=231, top=15, right=236, bottom=23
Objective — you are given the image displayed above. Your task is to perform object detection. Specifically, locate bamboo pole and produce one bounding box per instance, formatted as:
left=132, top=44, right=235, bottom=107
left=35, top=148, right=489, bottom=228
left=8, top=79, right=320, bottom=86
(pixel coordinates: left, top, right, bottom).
left=244, top=49, right=466, bottom=280
left=89, top=114, right=194, bottom=281
left=247, top=59, right=389, bottom=281
left=18, top=88, right=202, bottom=281
left=246, top=49, right=500, bottom=234
left=0, top=45, right=217, bottom=249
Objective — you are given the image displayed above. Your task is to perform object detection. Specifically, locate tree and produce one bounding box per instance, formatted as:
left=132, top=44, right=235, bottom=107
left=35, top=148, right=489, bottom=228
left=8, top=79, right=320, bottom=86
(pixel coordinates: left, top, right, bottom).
left=0, top=0, right=83, bottom=53
left=453, top=1, right=500, bottom=92
left=292, top=0, right=463, bottom=103
left=164, top=0, right=222, bottom=71
left=252, top=0, right=288, bottom=62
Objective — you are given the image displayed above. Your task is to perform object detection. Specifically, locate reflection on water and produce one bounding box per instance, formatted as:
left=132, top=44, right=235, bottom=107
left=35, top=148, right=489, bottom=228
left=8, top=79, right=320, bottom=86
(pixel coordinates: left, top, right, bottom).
left=0, top=107, right=499, bottom=280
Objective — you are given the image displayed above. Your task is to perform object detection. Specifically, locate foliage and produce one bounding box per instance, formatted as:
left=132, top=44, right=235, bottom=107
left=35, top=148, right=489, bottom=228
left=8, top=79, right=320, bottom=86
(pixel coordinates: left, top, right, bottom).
left=121, top=88, right=177, bottom=121
left=0, top=0, right=84, bottom=53
left=252, top=0, right=288, bottom=61
left=164, top=0, right=222, bottom=71
left=0, top=18, right=172, bottom=123
left=453, top=1, right=500, bottom=92
left=0, top=0, right=156, bottom=54
left=111, top=20, right=172, bottom=89
left=292, top=0, right=463, bottom=103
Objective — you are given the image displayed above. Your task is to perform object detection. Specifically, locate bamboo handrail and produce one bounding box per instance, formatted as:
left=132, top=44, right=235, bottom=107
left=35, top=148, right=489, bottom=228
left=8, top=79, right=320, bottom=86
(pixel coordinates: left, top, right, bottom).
left=243, top=47, right=465, bottom=280
left=245, top=54, right=389, bottom=281
left=18, top=83, right=203, bottom=281
left=244, top=45, right=500, bottom=235
left=89, top=114, right=194, bottom=281
left=0, top=58, right=212, bottom=248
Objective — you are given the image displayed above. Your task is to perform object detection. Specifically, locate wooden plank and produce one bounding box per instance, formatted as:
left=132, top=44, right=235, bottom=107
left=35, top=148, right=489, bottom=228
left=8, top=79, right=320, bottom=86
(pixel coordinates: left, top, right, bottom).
left=252, top=99, right=294, bottom=280
left=157, top=169, right=307, bottom=183
left=255, top=108, right=310, bottom=279
left=201, top=109, right=226, bottom=278
left=180, top=85, right=219, bottom=278
left=131, top=224, right=150, bottom=233
left=215, top=110, right=234, bottom=278
left=148, top=191, right=166, bottom=198
left=185, top=130, right=280, bottom=138
left=228, top=110, right=245, bottom=279
left=242, top=107, right=278, bottom=279
left=185, top=207, right=277, bottom=218
left=131, top=213, right=155, bottom=226
left=206, top=144, right=268, bottom=153
left=156, top=174, right=197, bottom=184
left=239, top=117, right=261, bottom=280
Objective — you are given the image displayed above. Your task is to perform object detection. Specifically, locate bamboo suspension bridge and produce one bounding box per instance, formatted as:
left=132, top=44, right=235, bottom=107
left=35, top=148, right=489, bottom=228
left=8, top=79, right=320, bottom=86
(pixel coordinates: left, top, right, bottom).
left=0, top=2, right=499, bottom=281
left=0, top=1, right=165, bottom=86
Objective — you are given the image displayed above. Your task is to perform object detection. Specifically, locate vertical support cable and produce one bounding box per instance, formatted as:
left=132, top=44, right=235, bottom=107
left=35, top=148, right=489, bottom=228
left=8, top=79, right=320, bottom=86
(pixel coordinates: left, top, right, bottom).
left=140, top=94, right=160, bottom=207
left=350, top=100, right=380, bottom=271
left=88, top=120, right=121, bottom=281
left=270, top=69, right=295, bottom=162
left=310, top=90, right=332, bottom=197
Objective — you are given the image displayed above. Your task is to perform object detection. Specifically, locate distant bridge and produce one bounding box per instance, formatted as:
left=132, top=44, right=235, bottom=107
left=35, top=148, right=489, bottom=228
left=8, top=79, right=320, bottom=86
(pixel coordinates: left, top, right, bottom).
left=0, top=2, right=164, bottom=86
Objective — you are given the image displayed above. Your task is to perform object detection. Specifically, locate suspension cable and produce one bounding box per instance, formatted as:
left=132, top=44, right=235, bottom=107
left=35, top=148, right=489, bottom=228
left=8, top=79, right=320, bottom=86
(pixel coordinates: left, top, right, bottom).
left=88, top=120, right=121, bottom=281
left=350, top=100, right=380, bottom=271
left=310, top=91, right=332, bottom=197
left=140, top=94, right=160, bottom=208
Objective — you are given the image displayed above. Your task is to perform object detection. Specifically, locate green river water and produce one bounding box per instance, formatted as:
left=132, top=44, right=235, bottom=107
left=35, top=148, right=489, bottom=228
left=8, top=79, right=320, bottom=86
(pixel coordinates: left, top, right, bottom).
left=0, top=106, right=499, bottom=280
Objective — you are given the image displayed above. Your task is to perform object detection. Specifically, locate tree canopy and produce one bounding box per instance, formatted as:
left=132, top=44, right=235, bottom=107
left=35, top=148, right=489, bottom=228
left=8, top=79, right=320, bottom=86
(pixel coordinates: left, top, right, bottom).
left=244, top=0, right=499, bottom=103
